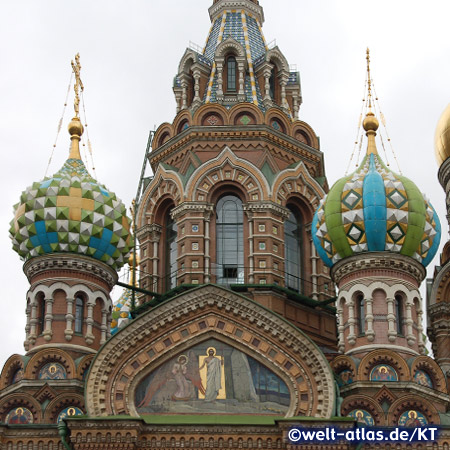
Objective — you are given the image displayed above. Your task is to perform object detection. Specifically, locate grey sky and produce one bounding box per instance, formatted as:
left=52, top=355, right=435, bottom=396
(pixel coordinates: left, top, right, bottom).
left=1, top=0, right=449, bottom=368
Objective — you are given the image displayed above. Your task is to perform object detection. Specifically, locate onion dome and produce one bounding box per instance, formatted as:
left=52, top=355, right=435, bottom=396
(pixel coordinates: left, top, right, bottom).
left=110, top=253, right=139, bottom=334
left=9, top=116, right=133, bottom=270
left=312, top=111, right=441, bottom=268
left=435, top=103, right=450, bottom=166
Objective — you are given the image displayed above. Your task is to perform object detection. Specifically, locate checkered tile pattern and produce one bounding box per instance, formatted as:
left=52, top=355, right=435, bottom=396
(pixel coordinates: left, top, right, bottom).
left=10, top=158, right=133, bottom=270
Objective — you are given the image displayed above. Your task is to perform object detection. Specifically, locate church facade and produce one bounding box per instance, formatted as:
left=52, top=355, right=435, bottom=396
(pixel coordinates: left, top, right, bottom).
left=0, top=1, right=449, bottom=449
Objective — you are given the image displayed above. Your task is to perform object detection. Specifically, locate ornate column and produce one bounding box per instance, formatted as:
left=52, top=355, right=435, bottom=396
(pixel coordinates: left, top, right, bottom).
left=100, top=307, right=108, bottom=345
left=203, top=207, right=214, bottom=284
left=64, top=297, right=74, bottom=341
left=386, top=297, right=396, bottom=342
left=346, top=299, right=356, bottom=346
left=43, top=297, right=54, bottom=342
left=237, top=58, right=246, bottom=101
left=181, top=80, right=188, bottom=110
left=216, top=59, right=224, bottom=101
left=292, top=91, right=300, bottom=119
left=85, top=299, right=95, bottom=345
left=416, top=300, right=425, bottom=354
left=262, top=67, right=272, bottom=109
left=24, top=302, right=31, bottom=351
left=365, top=297, right=375, bottom=342
left=149, top=224, right=163, bottom=292
left=404, top=298, right=416, bottom=346
left=280, top=74, right=288, bottom=111
left=337, top=300, right=345, bottom=353
left=192, top=68, right=201, bottom=108
left=29, top=298, right=38, bottom=345
left=308, top=224, right=318, bottom=300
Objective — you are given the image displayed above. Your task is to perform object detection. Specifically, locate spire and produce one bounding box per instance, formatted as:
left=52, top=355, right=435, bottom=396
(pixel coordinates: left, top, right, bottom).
left=68, top=53, right=84, bottom=160
left=363, top=48, right=379, bottom=156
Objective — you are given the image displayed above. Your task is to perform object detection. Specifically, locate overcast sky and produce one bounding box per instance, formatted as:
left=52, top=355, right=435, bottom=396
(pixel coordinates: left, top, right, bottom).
left=0, top=0, right=449, bottom=369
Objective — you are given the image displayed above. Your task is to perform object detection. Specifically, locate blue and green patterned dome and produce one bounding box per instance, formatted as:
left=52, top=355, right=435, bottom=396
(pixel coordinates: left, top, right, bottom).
left=9, top=117, right=133, bottom=271
left=312, top=112, right=441, bottom=268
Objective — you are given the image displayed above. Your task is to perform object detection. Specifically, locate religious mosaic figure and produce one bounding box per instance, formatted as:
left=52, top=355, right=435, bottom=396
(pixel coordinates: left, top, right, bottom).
left=137, top=351, right=205, bottom=408
left=172, top=355, right=193, bottom=400
left=337, top=369, right=353, bottom=386
left=398, top=410, right=428, bottom=427
left=6, top=407, right=33, bottom=424
left=57, top=406, right=83, bottom=423
left=38, top=362, right=66, bottom=380
left=369, top=364, right=398, bottom=381
left=414, top=370, right=433, bottom=388
left=348, top=409, right=374, bottom=426
left=199, top=347, right=224, bottom=402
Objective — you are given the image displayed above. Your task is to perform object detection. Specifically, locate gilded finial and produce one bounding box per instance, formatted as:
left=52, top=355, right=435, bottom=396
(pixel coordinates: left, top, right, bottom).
left=363, top=48, right=379, bottom=155
left=366, top=48, right=372, bottom=110
left=71, top=53, right=84, bottom=119
left=68, top=53, right=84, bottom=160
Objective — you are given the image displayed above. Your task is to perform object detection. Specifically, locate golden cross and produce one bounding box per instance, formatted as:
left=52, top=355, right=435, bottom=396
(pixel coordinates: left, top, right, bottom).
left=71, top=53, right=84, bottom=118
left=366, top=48, right=372, bottom=109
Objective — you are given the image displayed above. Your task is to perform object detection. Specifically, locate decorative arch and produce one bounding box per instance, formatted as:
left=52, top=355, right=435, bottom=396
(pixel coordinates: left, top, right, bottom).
left=410, top=355, right=447, bottom=393
left=24, top=348, right=76, bottom=380
left=152, top=123, right=174, bottom=151
left=428, top=258, right=450, bottom=305
left=0, top=354, right=25, bottom=389
left=387, top=395, right=440, bottom=426
left=137, top=166, right=183, bottom=228
left=291, top=121, right=319, bottom=148
left=265, top=47, right=289, bottom=73
left=272, top=161, right=326, bottom=210
left=193, top=104, right=229, bottom=127
left=177, top=48, right=199, bottom=75
left=357, top=350, right=410, bottom=382
left=215, top=37, right=246, bottom=60
left=0, top=392, right=42, bottom=424
left=341, top=395, right=384, bottom=426
left=76, top=354, right=94, bottom=381
left=172, top=110, right=192, bottom=135
left=331, top=355, right=357, bottom=385
left=85, top=285, right=335, bottom=418
left=43, top=393, right=85, bottom=423
left=185, top=147, right=270, bottom=202
left=229, top=103, right=264, bottom=126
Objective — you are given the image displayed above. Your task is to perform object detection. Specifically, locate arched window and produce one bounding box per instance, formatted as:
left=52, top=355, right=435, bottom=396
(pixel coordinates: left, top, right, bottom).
left=395, top=294, right=403, bottom=335
left=216, top=195, right=244, bottom=284
left=284, top=207, right=302, bottom=292
left=165, top=211, right=178, bottom=290
left=74, top=297, right=84, bottom=333
left=357, top=294, right=365, bottom=335
left=227, top=56, right=237, bottom=92
left=39, top=298, right=46, bottom=334
left=269, top=69, right=276, bottom=100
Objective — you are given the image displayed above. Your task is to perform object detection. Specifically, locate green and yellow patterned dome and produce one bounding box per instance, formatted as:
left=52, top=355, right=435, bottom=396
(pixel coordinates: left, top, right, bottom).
left=9, top=117, right=133, bottom=270
left=312, top=112, right=441, bottom=268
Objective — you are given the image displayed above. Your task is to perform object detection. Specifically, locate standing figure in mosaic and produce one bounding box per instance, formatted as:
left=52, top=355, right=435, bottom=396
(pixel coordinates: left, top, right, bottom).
left=200, top=347, right=223, bottom=402
left=172, top=355, right=192, bottom=400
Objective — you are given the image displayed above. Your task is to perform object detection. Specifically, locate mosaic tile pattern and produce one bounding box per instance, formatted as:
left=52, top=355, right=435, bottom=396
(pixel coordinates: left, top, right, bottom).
left=312, top=153, right=441, bottom=268
left=10, top=158, right=133, bottom=270
left=111, top=286, right=133, bottom=335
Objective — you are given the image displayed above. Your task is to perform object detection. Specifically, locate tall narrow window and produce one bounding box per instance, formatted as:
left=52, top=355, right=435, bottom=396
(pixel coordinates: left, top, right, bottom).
left=165, top=212, right=178, bottom=290
left=395, top=295, right=403, bottom=335
left=39, top=298, right=46, bottom=334
left=269, top=69, right=276, bottom=100
left=227, top=56, right=237, bottom=92
left=74, top=297, right=84, bottom=333
left=357, top=294, right=365, bottom=335
left=284, top=208, right=302, bottom=292
left=216, top=195, right=244, bottom=284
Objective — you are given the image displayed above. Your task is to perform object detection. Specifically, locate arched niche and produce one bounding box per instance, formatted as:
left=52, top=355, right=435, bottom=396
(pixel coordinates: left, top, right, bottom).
left=85, top=285, right=335, bottom=418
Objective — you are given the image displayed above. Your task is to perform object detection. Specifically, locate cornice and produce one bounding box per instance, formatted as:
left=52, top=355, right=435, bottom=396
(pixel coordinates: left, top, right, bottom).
left=208, top=0, right=264, bottom=24
left=243, top=201, right=290, bottom=219
left=149, top=126, right=323, bottom=170
left=23, top=254, right=118, bottom=290
left=331, top=252, right=426, bottom=286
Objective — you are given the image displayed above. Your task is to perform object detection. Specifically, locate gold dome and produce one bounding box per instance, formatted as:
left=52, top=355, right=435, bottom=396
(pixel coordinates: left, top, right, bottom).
left=435, top=103, right=450, bottom=166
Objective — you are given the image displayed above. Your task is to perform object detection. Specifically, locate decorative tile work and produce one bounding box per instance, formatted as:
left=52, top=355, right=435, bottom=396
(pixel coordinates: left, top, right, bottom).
left=10, top=158, right=133, bottom=270
left=312, top=153, right=441, bottom=268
